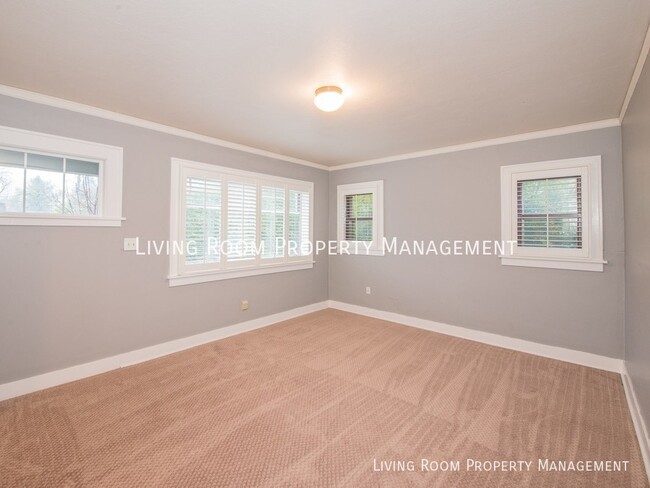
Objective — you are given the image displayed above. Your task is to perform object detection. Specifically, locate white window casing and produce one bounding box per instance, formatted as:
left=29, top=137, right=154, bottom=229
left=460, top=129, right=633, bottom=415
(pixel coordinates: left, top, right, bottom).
left=500, top=156, right=605, bottom=271
left=0, top=125, right=123, bottom=226
left=169, top=158, right=314, bottom=286
left=337, top=180, right=384, bottom=256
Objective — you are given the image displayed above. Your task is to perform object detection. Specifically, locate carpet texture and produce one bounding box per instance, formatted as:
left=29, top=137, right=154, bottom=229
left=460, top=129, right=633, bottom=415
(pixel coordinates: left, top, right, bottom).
left=0, top=309, right=647, bottom=487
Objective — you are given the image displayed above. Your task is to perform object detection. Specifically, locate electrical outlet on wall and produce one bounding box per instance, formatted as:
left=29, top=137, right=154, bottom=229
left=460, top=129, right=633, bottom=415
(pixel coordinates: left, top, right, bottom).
left=241, top=300, right=249, bottom=311
left=123, top=238, right=138, bottom=251
left=365, top=287, right=371, bottom=295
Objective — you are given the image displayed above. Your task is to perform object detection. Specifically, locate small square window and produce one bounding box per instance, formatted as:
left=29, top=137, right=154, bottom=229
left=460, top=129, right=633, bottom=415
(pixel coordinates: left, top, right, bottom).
left=500, top=156, right=605, bottom=271
left=517, top=176, right=582, bottom=249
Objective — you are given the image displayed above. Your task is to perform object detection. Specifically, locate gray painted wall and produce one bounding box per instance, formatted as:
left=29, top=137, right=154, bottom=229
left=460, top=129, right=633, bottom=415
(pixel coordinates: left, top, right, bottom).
left=0, top=95, right=329, bottom=384
left=622, top=55, right=650, bottom=429
left=0, top=94, right=630, bottom=386
left=329, top=127, right=625, bottom=358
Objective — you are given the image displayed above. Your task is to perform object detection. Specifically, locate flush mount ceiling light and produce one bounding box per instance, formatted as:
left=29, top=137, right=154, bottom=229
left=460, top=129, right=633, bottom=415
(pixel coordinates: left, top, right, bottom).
left=314, top=86, right=344, bottom=112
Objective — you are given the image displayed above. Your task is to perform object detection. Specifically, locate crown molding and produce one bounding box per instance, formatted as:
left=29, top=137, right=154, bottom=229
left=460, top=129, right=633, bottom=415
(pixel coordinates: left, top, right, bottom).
left=329, top=118, right=621, bottom=171
left=0, top=84, right=623, bottom=173
left=0, top=84, right=329, bottom=171
left=620, top=22, right=650, bottom=121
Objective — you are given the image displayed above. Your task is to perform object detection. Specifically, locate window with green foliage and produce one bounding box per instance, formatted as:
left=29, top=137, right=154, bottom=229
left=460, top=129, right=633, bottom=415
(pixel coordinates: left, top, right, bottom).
left=345, top=193, right=373, bottom=241
left=337, top=181, right=384, bottom=255
left=500, top=156, right=604, bottom=272
left=517, top=176, right=582, bottom=249
left=170, top=158, right=313, bottom=286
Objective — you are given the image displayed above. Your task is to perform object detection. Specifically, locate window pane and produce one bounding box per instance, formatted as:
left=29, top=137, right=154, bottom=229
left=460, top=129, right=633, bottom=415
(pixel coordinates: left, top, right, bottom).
left=0, top=168, right=24, bottom=213
left=64, top=173, right=99, bottom=215
left=346, top=193, right=372, bottom=218
left=185, top=177, right=221, bottom=265
left=1, top=151, right=104, bottom=215
left=355, top=219, right=373, bottom=241
left=0, top=150, right=25, bottom=213
left=261, top=186, right=285, bottom=259
left=289, top=190, right=310, bottom=256
left=24, top=154, right=63, bottom=213
left=227, top=181, right=256, bottom=261
left=546, top=178, right=578, bottom=214
left=517, top=176, right=581, bottom=249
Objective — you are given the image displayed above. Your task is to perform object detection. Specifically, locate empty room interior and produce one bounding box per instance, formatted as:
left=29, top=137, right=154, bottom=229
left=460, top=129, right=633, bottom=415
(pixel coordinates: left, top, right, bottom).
left=2, top=1, right=650, bottom=487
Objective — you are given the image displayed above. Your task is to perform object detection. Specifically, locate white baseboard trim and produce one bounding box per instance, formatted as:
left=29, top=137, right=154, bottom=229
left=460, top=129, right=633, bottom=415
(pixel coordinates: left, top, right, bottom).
left=0, top=301, right=329, bottom=402
left=327, top=301, right=647, bottom=480
left=327, top=301, right=623, bottom=373
left=621, top=363, right=650, bottom=481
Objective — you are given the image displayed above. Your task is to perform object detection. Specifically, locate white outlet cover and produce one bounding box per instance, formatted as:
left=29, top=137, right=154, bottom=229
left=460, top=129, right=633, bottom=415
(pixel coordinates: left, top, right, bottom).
left=123, top=238, right=138, bottom=251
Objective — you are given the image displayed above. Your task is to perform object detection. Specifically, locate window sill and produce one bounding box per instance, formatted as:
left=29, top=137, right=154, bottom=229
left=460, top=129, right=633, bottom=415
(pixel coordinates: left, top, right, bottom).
left=0, top=214, right=125, bottom=227
left=168, top=261, right=314, bottom=287
left=500, top=256, right=606, bottom=272
left=339, top=249, right=385, bottom=256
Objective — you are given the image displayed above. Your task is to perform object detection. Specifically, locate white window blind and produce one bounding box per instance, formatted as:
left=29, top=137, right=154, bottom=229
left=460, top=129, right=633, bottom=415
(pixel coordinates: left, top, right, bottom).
left=170, top=158, right=314, bottom=286
left=227, top=181, right=257, bottom=262
left=261, top=186, right=285, bottom=259
left=500, top=156, right=604, bottom=272
left=517, top=176, right=582, bottom=249
left=289, top=189, right=310, bottom=256
left=185, top=176, right=221, bottom=265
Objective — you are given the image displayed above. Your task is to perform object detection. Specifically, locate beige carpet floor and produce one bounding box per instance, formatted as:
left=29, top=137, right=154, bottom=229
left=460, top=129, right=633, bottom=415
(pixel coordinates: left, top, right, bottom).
left=0, top=309, right=647, bottom=487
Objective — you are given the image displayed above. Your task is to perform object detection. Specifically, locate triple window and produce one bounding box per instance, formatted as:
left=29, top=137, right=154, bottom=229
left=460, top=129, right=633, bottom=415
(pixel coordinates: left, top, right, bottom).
left=169, top=158, right=313, bottom=286
left=0, top=126, right=123, bottom=226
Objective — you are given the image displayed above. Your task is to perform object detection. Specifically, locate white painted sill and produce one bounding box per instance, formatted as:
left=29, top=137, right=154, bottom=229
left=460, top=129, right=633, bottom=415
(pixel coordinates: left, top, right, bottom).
left=338, top=249, right=385, bottom=256
left=333, top=243, right=385, bottom=256
left=0, top=214, right=125, bottom=227
left=500, top=256, right=607, bottom=272
left=169, top=261, right=314, bottom=287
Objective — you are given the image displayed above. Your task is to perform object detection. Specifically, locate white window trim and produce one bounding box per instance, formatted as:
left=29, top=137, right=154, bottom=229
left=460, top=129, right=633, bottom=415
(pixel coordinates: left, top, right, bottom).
left=0, top=125, right=124, bottom=226
left=337, top=180, right=384, bottom=256
left=500, top=155, right=606, bottom=272
left=169, top=158, right=314, bottom=286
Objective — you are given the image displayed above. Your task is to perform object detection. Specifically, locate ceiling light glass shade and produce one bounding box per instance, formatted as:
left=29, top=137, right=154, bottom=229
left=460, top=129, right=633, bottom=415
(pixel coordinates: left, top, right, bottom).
left=314, top=86, right=344, bottom=112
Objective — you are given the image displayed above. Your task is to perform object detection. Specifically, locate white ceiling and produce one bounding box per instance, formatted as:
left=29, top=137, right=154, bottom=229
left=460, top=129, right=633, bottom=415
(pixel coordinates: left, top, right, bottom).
left=1, top=1, right=649, bottom=166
